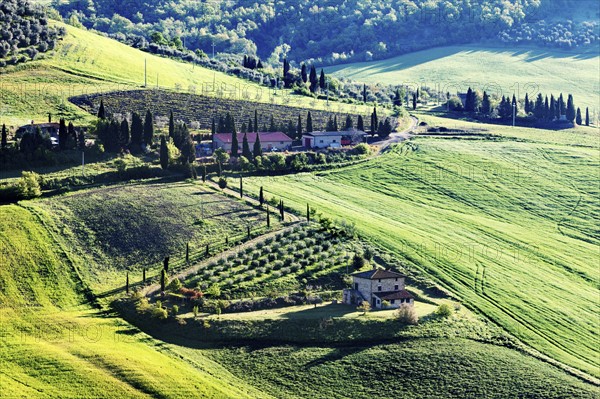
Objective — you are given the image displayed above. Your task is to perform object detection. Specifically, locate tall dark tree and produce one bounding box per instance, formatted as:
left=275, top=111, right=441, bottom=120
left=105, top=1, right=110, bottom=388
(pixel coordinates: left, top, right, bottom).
left=550, top=95, right=556, bottom=120
left=326, top=116, right=335, bottom=131
left=78, top=130, right=85, bottom=150
left=585, top=107, right=590, bottom=126
left=345, top=115, right=353, bottom=130
left=481, top=91, right=491, bottom=115
left=566, top=94, right=576, bottom=123
left=160, top=135, right=169, bottom=170
left=180, top=130, right=196, bottom=164
left=160, top=269, right=166, bottom=292
left=126, top=272, right=129, bottom=294
left=371, top=107, right=378, bottom=135
left=269, top=115, right=277, bottom=132
left=254, top=110, right=259, bottom=133
left=393, top=88, right=402, bottom=107
left=168, top=111, right=175, bottom=139
left=97, top=99, right=106, bottom=119
left=576, top=107, right=582, bottom=125
left=231, top=131, right=239, bottom=157
left=143, top=268, right=146, bottom=284
left=333, top=116, right=339, bottom=131
left=524, top=93, right=530, bottom=114
left=211, top=118, right=216, bottom=135
left=1, top=124, right=7, bottom=149
left=309, top=65, right=318, bottom=93
left=120, top=119, right=130, bottom=147
left=287, top=120, right=296, bottom=139
left=465, top=87, right=475, bottom=112
left=558, top=93, right=566, bottom=117
left=143, top=110, right=154, bottom=146
left=534, top=93, right=544, bottom=119
left=306, top=111, right=313, bottom=133
left=319, top=69, right=326, bottom=90
left=239, top=177, right=243, bottom=198
left=130, top=112, right=144, bottom=147
left=412, top=93, right=417, bottom=110
left=163, top=256, right=170, bottom=272
left=266, top=205, right=270, bottom=228
left=58, top=118, right=68, bottom=150
left=357, top=115, right=364, bottom=131
left=544, top=96, right=550, bottom=121
left=253, top=133, right=262, bottom=158
left=362, top=84, right=367, bottom=103
left=68, top=122, right=76, bottom=143
left=259, top=187, right=264, bottom=207
left=301, top=64, right=307, bottom=83
left=242, top=133, right=252, bottom=159
left=297, top=115, right=303, bottom=139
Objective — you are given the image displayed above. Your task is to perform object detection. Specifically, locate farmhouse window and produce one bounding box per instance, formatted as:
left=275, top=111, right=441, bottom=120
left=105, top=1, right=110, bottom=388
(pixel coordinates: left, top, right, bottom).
left=391, top=300, right=395, bottom=304
left=320, top=140, right=324, bottom=143
left=377, top=299, right=380, bottom=304
left=378, top=286, right=382, bottom=292
left=395, top=278, right=398, bottom=281
left=333, top=139, right=337, bottom=142
left=378, top=279, right=381, bottom=283
left=394, top=285, right=399, bottom=290
left=354, top=283, right=358, bottom=290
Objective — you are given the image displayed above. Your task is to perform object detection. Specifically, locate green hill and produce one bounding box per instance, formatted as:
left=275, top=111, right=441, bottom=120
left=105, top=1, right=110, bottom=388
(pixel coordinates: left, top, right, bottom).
left=0, top=23, right=373, bottom=127
left=326, top=45, right=600, bottom=111
left=242, top=117, right=600, bottom=379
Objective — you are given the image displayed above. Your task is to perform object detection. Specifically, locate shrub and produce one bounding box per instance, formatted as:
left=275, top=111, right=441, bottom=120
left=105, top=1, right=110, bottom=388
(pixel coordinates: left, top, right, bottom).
left=167, top=278, right=182, bottom=291
left=218, top=177, right=228, bottom=189
left=357, top=300, right=371, bottom=315
left=435, top=303, right=453, bottom=318
left=15, top=171, right=42, bottom=199
left=172, top=305, right=179, bottom=315
left=397, top=305, right=418, bottom=325
left=151, top=305, right=168, bottom=320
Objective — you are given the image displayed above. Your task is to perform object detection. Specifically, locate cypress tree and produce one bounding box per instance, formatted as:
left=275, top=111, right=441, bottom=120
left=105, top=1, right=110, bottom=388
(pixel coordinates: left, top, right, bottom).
left=357, top=115, right=364, bottom=131
left=68, top=122, right=76, bottom=142
left=97, top=99, right=106, bottom=119
left=1, top=124, right=7, bottom=149
left=287, top=120, right=295, bottom=139
left=301, top=64, right=307, bottom=83
left=241, top=122, right=247, bottom=134
left=202, top=165, right=207, bottom=182
left=585, top=107, right=590, bottom=126
left=160, top=269, right=166, bottom=292
left=412, top=93, right=417, bottom=110
left=566, top=94, right=576, bottom=122
left=143, top=268, right=146, bottom=284
left=393, top=88, right=402, bottom=107
left=481, top=91, right=491, bottom=115
left=231, top=131, right=239, bottom=157
left=160, top=135, right=169, bottom=170
left=533, top=93, right=544, bottom=119
left=319, top=69, right=326, bottom=90
left=550, top=95, right=556, bottom=120
left=266, top=205, right=270, bottom=228
left=306, top=111, right=313, bottom=133
left=131, top=112, right=144, bottom=146
left=58, top=118, right=67, bottom=150
left=269, top=115, right=276, bottom=132
left=544, top=96, right=550, bottom=121
left=465, top=88, right=474, bottom=112
left=259, top=186, right=264, bottom=207
left=345, top=115, right=353, bottom=130
left=309, top=65, right=318, bottom=93
left=120, top=119, right=130, bottom=147
left=163, top=256, right=170, bottom=272
left=78, top=130, right=85, bottom=151
left=205, top=244, right=209, bottom=256
left=253, top=133, right=262, bottom=158
left=280, top=200, right=285, bottom=220
left=239, top=177, right=243, bottom=198
left=126, top=272, right=129, bottom=294
left=362, top=84, right=367, bottom=103
left=307, top=203, right=310, bottom=222
left=242, top=133, right=252, bottom=159
left=169, top=111, right=175, bottom=138
left=371, top=107, right=378, bottom=134
left=143, top=110, right=154, bottom=146
left=297, top=115, right=303, bottom=139
left=524, top=93, right=530, bottom=114
left=576, top=107, right=582, bottom=125
left=211, top=118, right=216, bottom=135
left=333, top=116, right=338, bottom=131
left=558, top=93, right=566, bottom=117
left=254, top=110, right=259, bottom=133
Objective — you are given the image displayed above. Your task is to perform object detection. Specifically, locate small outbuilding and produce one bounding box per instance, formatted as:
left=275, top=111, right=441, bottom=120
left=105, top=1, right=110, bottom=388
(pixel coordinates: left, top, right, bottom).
left=303, top=130, right=367, bottom=149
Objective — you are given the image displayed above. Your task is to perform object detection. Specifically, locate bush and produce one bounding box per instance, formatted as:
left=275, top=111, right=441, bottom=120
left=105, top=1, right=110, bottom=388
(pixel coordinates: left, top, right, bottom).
left=167, top=278, right=182, bottom=291
left=435, top=303, right=453, bottom=318
left=15, top=171, right=42, bottom=199
left=396, top=304, right=418, bottom=325
left=352, top=143, right=370, bottom=155
left=151, top=305, right=168, bottom=320
left=218, top=177, right=228, bottom=189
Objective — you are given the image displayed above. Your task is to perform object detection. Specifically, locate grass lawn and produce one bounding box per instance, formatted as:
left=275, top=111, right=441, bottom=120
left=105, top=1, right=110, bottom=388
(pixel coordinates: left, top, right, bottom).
left=202, top=302, right=438, bottom=321
left=242, top=118, right=599, bottom=378
left=326, top=45, right=600, bottom=111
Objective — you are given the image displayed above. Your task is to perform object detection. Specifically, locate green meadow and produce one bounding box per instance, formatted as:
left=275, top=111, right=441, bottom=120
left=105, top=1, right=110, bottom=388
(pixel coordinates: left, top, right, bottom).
left=326, top=45, right=600, bottom=110
left=243, top=119, right=600, bottom=378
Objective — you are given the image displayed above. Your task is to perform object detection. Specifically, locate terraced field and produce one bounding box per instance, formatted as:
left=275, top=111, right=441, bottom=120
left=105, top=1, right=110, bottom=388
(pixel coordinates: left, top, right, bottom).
left=242, top=119, right=600, bottom=378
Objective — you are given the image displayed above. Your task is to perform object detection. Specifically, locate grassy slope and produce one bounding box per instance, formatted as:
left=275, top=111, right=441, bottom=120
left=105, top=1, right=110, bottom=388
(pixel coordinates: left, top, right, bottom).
left=0, top=204, right=269, bottom=398
left=242, top=120, right=600, bottom=378
left=31, top=181, right=278, bottom=293
left=326, top=45, right=600, bottom=110
left=0, top=23, right=375, bottom=127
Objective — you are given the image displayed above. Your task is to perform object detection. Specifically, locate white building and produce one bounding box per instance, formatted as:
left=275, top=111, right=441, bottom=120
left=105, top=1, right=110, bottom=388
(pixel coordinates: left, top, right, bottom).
left=342, top=268, right=414, bottom=309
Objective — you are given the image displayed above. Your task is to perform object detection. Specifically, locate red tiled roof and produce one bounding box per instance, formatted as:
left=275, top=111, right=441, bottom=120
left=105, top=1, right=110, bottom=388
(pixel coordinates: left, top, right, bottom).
left=213, top=132, right=292, bottom=144
left=352, top=268, right=406, bottom=280
left=373, top=290, right=414, bottom=300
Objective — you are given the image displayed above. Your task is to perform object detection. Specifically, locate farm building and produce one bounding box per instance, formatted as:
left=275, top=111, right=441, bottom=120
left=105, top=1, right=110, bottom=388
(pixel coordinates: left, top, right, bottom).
left=343, top=268, right=414, bottom=309
left=16, top=122, right=60, bottom=139
left=213, top=132, right=293, bottom=153
left=302, top=130, right=367, bottom=149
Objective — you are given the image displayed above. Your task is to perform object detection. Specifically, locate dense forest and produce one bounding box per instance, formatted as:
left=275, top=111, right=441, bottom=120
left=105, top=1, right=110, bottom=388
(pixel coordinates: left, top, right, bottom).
left=52, top=0, right=599, bottom=66
left=0, top=0, right=65, bottom=66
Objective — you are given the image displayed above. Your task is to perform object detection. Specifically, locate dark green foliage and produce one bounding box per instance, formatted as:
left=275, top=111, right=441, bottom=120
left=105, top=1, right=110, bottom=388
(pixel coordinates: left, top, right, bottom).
left=345, top=115, right=353, bottom=130
left=231, top=131, right=239, bottom=157
left=585, top=108, right=589, bottom=126
left=186, top=243, right=190, bottom=263
left=307, top=203, right=310, bottom=222
left=120, top=119, right=130, bottom=147
left=58, top=119, right=68, bottom=151
left=352, top=253, right=365, bottom=270
left=239, top=177, right=243, bottom=199
left=370, top=107, right=378, bottom=134
left=297, top=115, right=303, bottom=139
left=168, top=111, right=175, bottom=139
left=566, top=94, right=576, bottom=122
left=126, top=272, right=129, bottom=294
left=202, top=165, right=207, bottom=182
left=130, top=112, right=144, bottom=147
left=357, top=115, right=364, bottom=132
left=160, top=269, right=166, bottom=292
left=218, top=177, right=227, bottom=189
left=253, top=134, right=262, bottom=158
left=319, top=69, right=326, bottom=90
left=97, top=99, right=106, bottom=119
left=163, top=256, right=170, bottom=272
left=306, top=111, right=313, bottom=133
left=144, top=110, right=154, bottom=146
left=1, top=124, right=7, bottom=149
left=159, top=135, right=169, bottom=170
left=309, top=66, right=318, bottom=93
left=266, top=205, right=271, bottom=227
left=143, top=268, right=146, bottom=284
left=180, top=130, right=196, bottom=164
left=242, top=133, right=252, bottom=159
left=481, top=91, right=491, bottom=115
left=301, top=64, right=307, bottom=83
left=465, top=87, right=475, bottom=112
left=412, top=93, right=417, bottom=110
left=259, top=186, right=264, bottom=207
left=576, top=108, right=582, bottom=125
left=378, top=118, right=393, bottom=139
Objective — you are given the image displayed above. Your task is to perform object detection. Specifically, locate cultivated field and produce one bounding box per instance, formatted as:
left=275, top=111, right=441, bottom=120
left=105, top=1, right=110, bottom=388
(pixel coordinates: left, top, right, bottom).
left=326, top=45, right=600, bottom=111
left=242, top=119, right=600, bottom=378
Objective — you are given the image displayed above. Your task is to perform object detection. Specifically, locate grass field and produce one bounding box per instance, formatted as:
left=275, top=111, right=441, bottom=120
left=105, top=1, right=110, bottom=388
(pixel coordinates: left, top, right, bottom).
left=242, top=119, right=600, bottom=378
left=0, top=23, right=376, bottom=127
left=30, top=181, right=279, bottom=293
left=326, top=45, right=600, bottom=111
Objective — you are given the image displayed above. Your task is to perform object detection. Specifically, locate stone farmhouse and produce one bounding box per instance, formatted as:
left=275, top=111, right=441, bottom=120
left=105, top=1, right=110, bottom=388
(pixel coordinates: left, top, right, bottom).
left=343, top=268, right=414, bottom=309
left=302, top=129, right=366, bottom=149
left=213, top=132, right=293, bottom=153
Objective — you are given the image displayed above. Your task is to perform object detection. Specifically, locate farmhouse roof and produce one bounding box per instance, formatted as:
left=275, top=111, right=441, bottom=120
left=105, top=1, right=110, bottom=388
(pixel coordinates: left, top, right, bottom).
left=18, top=122, right=60, bottom=130
left=303, top=131, right=343, bottom=137
left=352, top=268, right=406, bottom=280
left=373, top=290, right=414, bottom=300
left=213, top=132, right=292, bottom=143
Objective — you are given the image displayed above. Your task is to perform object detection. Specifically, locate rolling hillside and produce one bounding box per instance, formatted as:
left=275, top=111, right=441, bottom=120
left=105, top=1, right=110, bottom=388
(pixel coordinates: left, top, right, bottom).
left=243, top=117, right=600, bottom=379
left=0, top=23, right=374, bottom=127
left=326, top=45, right=600, bottom=111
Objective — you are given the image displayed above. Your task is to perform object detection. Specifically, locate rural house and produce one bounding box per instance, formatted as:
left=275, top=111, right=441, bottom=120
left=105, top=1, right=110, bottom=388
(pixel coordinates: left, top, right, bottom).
left=213, top=132, right=293, bottom=153
left=16, top=122, right=60, bottom=139
left=343, top=268, right=414, bottom=309
left=302, top=130, right=366, bottom=149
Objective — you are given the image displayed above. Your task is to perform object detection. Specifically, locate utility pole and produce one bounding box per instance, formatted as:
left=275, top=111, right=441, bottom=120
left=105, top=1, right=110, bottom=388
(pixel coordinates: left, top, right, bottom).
left=512, top=103, right=516, bottom=127
left=81, top=151, right=85, bottom=176
left=144, top=58, right=147, bottom=87
left=326, top=81, right=329, bottom=106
